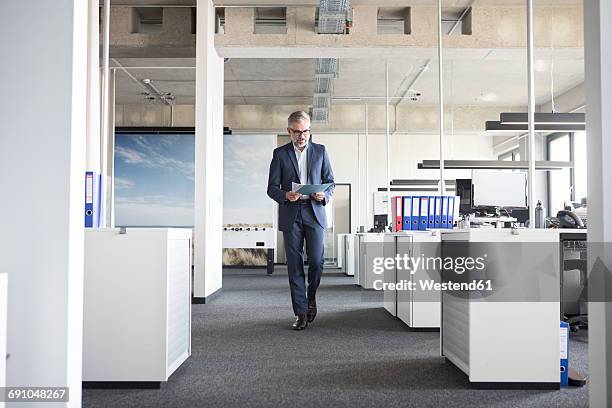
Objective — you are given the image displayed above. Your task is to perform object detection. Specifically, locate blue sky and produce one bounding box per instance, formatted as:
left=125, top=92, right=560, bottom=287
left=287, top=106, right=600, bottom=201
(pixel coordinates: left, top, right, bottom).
left=114, top=133, right=276, bottom=227
left=223, top=134, right=275, bottom=226
left=114, top=133, right=195, bottom=226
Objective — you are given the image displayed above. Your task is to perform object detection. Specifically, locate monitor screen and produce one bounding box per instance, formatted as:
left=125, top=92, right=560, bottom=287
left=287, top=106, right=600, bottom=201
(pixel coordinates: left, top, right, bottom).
left=472, top=170, right=527, bottom=208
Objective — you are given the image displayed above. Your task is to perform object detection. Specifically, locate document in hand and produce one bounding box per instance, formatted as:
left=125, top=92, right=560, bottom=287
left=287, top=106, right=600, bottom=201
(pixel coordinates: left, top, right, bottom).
left=291, top=182, right=333, bottom=195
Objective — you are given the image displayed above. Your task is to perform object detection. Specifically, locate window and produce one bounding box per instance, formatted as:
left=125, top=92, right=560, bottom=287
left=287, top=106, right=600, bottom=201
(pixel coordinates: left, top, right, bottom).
left=573, top=132, right=587, bottom=203
left=546, top=132, right=588, bottom=216
left=547, top=133, right=571, bottom=216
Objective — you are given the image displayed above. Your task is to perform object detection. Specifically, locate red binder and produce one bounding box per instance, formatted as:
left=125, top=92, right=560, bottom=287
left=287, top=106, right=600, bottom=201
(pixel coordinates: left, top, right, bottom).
left=392, top=196, right=403, bottom=232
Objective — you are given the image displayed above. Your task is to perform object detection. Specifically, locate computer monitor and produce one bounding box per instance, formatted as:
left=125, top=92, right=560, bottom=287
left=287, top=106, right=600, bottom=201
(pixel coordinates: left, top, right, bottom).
left=472, top=170, right=527, bottom=208
left=455, top=179, right=473, bottom=215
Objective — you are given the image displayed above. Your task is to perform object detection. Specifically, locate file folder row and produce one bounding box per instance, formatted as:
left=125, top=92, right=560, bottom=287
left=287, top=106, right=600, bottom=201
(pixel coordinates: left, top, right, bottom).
left=391, top=195, right=460, bottom=231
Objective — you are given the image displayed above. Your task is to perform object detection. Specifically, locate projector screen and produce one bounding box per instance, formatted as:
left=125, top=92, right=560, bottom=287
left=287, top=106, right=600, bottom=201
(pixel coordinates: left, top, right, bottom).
left=472, top=170, right=527, bottom=208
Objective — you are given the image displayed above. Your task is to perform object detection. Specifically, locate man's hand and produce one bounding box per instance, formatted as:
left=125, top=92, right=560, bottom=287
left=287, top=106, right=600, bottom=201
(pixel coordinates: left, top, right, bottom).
left=311, top=192, right=326, bottom=202
left=285, top=191, right=300, bottom=202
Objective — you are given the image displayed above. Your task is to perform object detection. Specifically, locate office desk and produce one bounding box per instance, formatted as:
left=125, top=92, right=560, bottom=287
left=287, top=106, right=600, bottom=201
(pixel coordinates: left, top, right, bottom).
left=0, top=273, right=6, bottom=390
left=440, top=229, right=561, bottom=386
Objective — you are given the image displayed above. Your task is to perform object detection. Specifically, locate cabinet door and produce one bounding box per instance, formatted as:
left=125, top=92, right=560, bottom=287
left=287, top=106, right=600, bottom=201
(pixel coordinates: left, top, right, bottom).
left=396, top=236, right=413, bottom=325
left=411, top=238, right=441, bottom=328
left=166, top=238, right=191, bottom=374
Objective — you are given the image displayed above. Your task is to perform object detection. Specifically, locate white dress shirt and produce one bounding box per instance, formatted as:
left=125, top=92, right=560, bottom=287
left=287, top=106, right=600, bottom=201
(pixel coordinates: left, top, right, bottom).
left=294, top=143, right=309, bottom=199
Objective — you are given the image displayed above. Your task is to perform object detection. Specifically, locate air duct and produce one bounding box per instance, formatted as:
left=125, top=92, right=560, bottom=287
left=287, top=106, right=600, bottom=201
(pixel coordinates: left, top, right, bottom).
left=312, top=0, right=350, bottom=123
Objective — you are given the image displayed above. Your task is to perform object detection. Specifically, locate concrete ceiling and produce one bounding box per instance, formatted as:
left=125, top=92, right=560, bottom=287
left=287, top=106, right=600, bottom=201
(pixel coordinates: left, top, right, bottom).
left=114, top=53, right=584, bottom=108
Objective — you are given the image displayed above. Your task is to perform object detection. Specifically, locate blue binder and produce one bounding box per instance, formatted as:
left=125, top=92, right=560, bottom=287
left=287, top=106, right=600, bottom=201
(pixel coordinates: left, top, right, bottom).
left=560, top=321, right=569, bottom=387
left=84, top=171, right=101, bottom=228
left=447, top=196, right=455, bottom=229
left=434, top=196, right=442, bottom=228
left=441, top=196, right=449, bottom=229
left=418, top=196, right=428, bottom=230
left=402, top=196, right=411, bottom=230
left=428, top=196, right=436, bottom=228
left=411, top=196, right=420, bottom=230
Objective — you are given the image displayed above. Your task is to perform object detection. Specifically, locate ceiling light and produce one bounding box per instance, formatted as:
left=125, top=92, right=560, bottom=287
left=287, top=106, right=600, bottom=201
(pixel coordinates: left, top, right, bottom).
left=417, top=160, right=573, bottom=170
left=499, top=112, right=585, bottom=126
left=485, top=121, right=585, bottom=133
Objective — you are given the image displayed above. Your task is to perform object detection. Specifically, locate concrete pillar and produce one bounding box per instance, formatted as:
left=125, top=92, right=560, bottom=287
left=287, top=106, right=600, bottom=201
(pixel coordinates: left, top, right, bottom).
left=584, top=2, right=612, bottom=407
left=194, top=0, right=224, bottom=301
left=0, top=1, right=88, bottom=406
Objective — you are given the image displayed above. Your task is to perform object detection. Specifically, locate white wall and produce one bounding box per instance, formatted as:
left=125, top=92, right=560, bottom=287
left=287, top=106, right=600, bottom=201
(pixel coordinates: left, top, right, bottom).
left=0, top=1, right=88, bottom=406
left=316, top=131, right=495, bottom=231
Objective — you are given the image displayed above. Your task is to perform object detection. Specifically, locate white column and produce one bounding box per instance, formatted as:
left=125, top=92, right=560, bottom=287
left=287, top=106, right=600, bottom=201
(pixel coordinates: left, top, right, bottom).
left=86, top=0, right=101, bottom=174
left=526, top=0, right=537, bottom=228
left=584, top=1, right=612, bottom=406
left=0, top=1, right=88, bottom=406
left=194, top=0, right=224, bottom=301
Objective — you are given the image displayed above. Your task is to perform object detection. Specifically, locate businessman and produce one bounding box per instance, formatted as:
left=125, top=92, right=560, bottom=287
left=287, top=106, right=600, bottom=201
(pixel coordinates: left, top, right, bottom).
left=267, top=111, right=335, bottom=330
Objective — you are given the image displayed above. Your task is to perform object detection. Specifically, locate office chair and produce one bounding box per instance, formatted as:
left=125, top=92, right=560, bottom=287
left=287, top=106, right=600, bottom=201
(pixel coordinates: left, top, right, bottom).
left=562, top=248, right=588, bottom=332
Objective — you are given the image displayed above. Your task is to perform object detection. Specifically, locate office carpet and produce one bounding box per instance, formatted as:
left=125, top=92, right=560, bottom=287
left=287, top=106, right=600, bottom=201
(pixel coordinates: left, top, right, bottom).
left=82, top=267, right=589, bottom=408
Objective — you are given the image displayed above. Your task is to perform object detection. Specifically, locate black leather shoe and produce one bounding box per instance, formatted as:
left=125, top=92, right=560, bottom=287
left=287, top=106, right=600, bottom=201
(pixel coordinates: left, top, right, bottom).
left=292, top=314, right=308, bottom=330
left=307, top=299, right=317, bottom=323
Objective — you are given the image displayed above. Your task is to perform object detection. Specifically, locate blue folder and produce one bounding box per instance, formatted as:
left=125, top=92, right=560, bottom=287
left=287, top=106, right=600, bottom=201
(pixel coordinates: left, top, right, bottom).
left=441, top=196, right=449, bottom=229
left=411, top=196, right=420, bottom=230
left=84, top=171, right=101, bottom=228
left=560, top=321, right=569, bottom=387
left=447, top=196, right=455, bottom=229
left=402, top=196, right=411, bottom=231
left=428, top=196, right=436, bottom=228
left=434, top=196, right=442, bottom=228
left=419, top=196, right=429, bottom=230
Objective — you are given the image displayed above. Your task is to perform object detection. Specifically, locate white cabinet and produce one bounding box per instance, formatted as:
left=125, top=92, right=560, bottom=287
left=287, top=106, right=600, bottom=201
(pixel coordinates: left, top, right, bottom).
left=344, top=234, right=355, bottom=276
left=0, top=273, right=7, bottom=390
left=440, top=229, right=561, bottom=384
left=381, top=232, right=441, bottom=328
left=83, top=228, right=192, bottom=383
left=395, top=233, right=441, bottom=328
left=355, top=233, right=386, bottom=289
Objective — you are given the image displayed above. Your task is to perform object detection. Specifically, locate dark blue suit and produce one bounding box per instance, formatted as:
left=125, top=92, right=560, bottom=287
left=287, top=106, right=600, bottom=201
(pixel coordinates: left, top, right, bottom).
left=267, top=141, right=335, bottom=316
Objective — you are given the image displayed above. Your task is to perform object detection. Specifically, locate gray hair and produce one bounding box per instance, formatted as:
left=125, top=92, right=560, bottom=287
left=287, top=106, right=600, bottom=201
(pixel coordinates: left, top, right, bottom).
left=287, top=111, right=311, bottom=127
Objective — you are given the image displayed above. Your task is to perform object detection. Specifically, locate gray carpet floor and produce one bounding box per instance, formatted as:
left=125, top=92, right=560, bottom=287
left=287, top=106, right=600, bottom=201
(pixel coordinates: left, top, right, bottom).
left=83, top=267, right=589, bottom=408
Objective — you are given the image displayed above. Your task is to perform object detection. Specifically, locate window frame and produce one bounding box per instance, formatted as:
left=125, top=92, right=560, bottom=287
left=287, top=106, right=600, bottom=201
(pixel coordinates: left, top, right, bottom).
left=546, top=132, right=577, bottom=216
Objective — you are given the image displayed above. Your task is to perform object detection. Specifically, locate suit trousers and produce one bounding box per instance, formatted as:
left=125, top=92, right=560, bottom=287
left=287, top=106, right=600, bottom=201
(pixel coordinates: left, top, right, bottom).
left=283, top=200, right=325, bottom=316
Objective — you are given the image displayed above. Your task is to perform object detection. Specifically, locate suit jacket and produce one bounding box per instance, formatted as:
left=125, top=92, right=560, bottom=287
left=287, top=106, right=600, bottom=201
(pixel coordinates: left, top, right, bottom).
left=267, top=141, right=335, bottom=232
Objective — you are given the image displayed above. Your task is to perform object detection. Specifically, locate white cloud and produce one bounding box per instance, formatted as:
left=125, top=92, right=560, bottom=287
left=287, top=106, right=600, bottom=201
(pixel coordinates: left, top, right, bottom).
left=114, top=177, right=135, bottom=190
left=116, top=136, right=195, bottom=180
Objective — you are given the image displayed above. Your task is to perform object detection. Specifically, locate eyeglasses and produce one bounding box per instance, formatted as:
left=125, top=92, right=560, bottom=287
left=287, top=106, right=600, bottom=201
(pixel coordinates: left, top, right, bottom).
left=288, top=128, right=311, bottom=137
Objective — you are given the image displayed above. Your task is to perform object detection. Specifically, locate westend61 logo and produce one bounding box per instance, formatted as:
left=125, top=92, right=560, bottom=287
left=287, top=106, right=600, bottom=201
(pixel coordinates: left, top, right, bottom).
left=371, top=253, right=492, bottom=293
left=372, top=253, right=487, bottom=275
